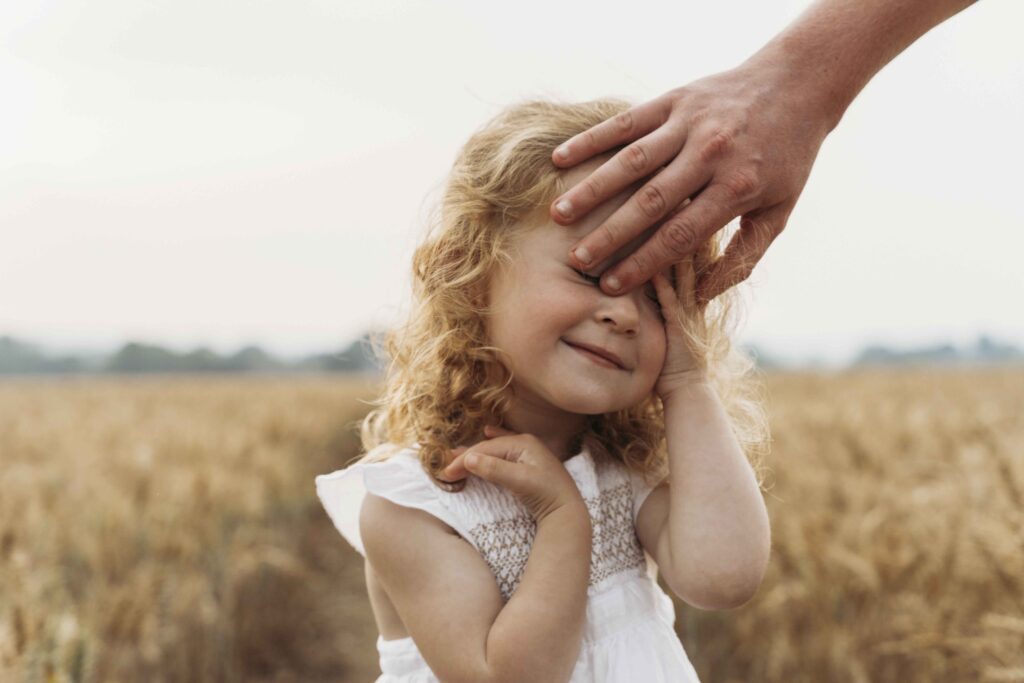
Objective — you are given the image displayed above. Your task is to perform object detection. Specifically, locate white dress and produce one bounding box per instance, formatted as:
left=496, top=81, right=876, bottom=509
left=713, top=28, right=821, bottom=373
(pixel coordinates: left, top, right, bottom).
left=315, top=441, right=701, bottom=683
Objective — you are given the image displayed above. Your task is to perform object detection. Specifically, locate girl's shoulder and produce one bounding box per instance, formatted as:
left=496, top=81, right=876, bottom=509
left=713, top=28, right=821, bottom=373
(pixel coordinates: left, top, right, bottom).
left=315, top=442, right=475, bottom=558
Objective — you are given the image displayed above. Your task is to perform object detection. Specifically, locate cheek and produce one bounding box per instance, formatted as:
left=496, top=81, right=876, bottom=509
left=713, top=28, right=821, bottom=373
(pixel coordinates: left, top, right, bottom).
left=488, top=283, right=572, bottom=351
left=525, top=282, right=588, bottom=324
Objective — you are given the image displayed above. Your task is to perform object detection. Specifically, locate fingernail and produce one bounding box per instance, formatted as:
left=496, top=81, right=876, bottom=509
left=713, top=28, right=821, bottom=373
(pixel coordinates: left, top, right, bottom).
left=555, top=199, right=572, bottom=217
left=573, top=246, right=592, bottom=265
left=605, top=275, right=621, bottom=292
left=465, top=453, right=479, bottom=467
left=555, top=144, right=570, bottom=160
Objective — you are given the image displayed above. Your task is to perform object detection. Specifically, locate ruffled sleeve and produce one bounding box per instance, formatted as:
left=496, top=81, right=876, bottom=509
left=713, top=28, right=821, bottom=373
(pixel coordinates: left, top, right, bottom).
left=314, top=447, right=477, bottom=558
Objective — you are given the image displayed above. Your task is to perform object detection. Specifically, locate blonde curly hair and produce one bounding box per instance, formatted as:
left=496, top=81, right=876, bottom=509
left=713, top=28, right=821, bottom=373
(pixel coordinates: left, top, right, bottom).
left=356, top=98, right=771, bottom=492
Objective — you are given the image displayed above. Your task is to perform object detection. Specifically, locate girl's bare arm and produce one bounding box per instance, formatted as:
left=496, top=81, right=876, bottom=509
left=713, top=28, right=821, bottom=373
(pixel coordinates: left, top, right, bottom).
left=656, top=382, right=771, bottom=609
left=361, top=493, right=592, bottom=683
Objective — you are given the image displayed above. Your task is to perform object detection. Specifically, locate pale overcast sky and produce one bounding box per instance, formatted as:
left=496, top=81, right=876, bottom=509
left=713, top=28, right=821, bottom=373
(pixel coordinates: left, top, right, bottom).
left=2, top=0, right=1021, bottom=365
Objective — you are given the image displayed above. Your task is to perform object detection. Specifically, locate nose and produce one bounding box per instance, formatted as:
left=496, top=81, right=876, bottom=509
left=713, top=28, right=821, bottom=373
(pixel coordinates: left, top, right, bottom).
left=595, top=290, right=642, bottom=336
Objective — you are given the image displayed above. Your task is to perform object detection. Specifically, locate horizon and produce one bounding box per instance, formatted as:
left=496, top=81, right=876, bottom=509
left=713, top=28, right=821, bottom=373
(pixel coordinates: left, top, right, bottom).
left=5, top=330, right=1021, bottom=369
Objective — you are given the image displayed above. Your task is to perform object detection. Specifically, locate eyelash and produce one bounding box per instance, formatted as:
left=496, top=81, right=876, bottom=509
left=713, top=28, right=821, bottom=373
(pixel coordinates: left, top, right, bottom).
left=572, top=267, right=661, bottom=308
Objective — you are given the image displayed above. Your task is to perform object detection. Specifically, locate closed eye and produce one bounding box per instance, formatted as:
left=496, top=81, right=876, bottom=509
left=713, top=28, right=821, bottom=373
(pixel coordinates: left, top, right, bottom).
left=572, top=267, right=660, bottom=308
left=572, top=266, right=601, bottom=285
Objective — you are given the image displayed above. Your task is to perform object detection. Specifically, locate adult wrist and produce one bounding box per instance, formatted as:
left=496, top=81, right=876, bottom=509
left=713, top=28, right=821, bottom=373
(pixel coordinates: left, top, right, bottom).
left=742, top=37, right=853, bottom=137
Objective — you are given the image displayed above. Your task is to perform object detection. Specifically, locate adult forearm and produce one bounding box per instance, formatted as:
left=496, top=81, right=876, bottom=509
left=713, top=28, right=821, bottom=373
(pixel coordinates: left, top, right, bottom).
left=662, top=382, right=770, bottom=608
left=484, top=503, right=592, bottom=683
left=748, top=0, right=979, bottom=131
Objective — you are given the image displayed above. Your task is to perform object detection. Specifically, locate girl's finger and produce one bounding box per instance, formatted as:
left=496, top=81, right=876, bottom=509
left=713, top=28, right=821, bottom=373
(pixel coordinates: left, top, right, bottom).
left=445, top=445, right=468, bottom=465
left=438, top=446, right=469, bottom=482
left=441, top=434, right=525, bottom=483
left=676, top=257, right=698, bottom=313
left=457, top=444, right=528, bottom=492
left=443, top=427, right=508, bottom=481
left=483, top=424, right=516, bottom=437
left=652, top=271, right=677, bottom=305
left=441, top=430, right=510, bottom=480
left=440, top=455, right=467, bottom=482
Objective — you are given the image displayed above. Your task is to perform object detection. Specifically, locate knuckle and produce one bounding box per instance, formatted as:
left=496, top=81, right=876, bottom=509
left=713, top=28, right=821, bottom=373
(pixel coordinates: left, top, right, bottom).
left=613, top=110, right=635, bottom=135
left=622, top=143, right=649, bottom=175
left=598, top=220, right=620, bottom=250
left=668, top=85, right=690, bottom=102
left=698, top=128, right=733, bottom=164
left=581, top=176, right=603, bottom=204
left=626, top=249, right=653, bottom=280
left=688, top=105, right=710, bottom=127
left=661, top=217, right=701, bottom=256
left=722, top=169, right=760, bottom=204
left=725, top=258, right=755, bottom=287
left=637, top=183, right=667, bottom=219
left=748, top=216, right=776, bottom=241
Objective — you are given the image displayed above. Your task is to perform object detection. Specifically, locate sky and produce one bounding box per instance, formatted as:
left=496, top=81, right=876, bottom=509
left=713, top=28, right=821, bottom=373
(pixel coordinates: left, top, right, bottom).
left=2, top=0, right=1022, bottom=366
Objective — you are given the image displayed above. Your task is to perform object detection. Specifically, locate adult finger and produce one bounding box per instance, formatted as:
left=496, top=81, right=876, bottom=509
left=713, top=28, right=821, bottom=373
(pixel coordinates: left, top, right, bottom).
left=551, top=97, right=672, bottom=170
left=566, top=145, right=711, bottom=271
left=599, top=183, right=741, bottom=295
left=695, top=205, right=789, bottom=307
left=551, top=121, right=685, bottom=227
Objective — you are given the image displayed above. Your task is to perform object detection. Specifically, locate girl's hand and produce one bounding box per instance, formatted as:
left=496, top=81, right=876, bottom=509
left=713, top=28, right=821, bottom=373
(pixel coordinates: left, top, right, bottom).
left=439, top=425, right=586, bottom=524
left=651, top=255, right=709, bottom=400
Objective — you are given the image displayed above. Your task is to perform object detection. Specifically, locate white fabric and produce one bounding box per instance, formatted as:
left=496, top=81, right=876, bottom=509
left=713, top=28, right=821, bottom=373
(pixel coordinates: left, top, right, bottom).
left=314, top=442, right=700, bottom=683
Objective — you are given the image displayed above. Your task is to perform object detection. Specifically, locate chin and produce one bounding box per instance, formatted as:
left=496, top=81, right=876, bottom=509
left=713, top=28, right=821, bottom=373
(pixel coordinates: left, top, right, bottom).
left=551, top=386, right=645, bottom=416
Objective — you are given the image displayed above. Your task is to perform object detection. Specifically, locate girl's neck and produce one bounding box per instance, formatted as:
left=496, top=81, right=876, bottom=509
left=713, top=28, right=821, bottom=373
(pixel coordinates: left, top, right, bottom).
left=494, top=409, right=589, bottom=463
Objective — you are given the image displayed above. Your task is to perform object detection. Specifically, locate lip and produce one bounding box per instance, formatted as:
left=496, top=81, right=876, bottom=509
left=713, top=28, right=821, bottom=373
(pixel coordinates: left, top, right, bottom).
left=562, top=339, right=629, bottom=370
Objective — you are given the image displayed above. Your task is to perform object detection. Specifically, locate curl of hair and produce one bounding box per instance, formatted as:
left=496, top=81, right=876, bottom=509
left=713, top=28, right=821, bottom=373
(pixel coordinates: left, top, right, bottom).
left=356, top=98, right=771, bottom=493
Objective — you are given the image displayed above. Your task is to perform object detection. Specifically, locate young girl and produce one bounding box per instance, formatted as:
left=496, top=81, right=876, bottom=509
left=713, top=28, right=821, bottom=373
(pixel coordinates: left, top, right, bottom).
left=316, top=98, right=772, bottom=683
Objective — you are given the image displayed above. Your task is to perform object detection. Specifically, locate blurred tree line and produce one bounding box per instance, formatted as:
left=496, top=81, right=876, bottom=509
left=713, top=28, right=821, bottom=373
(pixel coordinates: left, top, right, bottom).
left=0, top=333, right=1020, bottom=375
left=0, top=333, right=384, bottom=375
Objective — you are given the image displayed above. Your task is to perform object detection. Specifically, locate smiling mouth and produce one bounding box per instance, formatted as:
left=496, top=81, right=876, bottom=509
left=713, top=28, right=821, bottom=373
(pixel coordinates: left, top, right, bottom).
left=562, top=340, right=626, bottom=370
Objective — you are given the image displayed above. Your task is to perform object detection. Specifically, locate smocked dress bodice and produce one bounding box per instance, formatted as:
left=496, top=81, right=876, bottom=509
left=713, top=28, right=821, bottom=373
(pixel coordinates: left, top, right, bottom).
left=315, top=442, right=701, bottom=682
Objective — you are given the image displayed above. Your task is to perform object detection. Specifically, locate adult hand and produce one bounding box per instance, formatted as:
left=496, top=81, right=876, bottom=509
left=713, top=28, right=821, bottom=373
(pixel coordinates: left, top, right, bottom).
left=550, top=60, right=832, bottom=306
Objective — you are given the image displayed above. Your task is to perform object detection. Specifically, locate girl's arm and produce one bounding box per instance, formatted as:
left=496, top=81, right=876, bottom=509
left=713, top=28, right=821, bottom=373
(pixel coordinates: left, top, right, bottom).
left=362, top=493, right=592, bottom=683
left=486, top=501, right=592, bottom=683
left=658, top=380, right=771, bottom=608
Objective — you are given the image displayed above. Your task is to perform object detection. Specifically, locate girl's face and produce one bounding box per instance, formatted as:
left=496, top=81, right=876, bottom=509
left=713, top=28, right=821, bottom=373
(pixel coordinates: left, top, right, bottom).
left=486, top=157, right=670, bottom=417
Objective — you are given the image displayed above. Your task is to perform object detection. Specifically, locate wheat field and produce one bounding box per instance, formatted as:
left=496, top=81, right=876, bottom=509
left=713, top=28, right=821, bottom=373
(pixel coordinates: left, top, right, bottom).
left=0, top=369, right=1021, bottom=682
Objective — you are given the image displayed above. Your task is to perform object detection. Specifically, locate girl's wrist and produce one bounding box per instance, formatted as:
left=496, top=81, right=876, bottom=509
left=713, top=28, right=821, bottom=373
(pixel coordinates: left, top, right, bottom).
left=656, top=368, right=711, bottom=402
